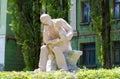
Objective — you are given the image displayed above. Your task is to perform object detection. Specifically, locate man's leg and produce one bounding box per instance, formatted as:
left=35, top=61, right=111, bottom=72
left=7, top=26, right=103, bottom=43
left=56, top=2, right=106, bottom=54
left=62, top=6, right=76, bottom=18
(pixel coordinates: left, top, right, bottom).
left=38, top=45, right=49, bottom=71
left=52, top=46, right=68, bottom=71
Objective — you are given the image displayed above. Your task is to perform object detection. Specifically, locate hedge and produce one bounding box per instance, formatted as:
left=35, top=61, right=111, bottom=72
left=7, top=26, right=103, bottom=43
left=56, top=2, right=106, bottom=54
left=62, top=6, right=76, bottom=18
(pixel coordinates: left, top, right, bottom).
left=0, top=68, right=120, bottom=79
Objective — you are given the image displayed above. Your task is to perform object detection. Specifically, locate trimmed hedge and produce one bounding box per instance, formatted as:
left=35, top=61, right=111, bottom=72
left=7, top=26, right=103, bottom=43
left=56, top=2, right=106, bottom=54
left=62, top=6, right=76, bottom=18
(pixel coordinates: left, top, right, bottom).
left=0, top=68, right=120, bottom=79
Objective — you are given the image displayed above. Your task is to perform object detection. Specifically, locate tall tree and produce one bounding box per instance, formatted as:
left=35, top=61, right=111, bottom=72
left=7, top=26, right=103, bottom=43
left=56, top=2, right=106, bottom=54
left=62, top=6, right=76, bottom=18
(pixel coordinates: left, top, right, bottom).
left=91, top=0, right=111, bottom=68
left=41, top=0, right=71, bottom=22
left=8, top=0, right=71, bottom=70
left=101, top=0, right=111, bottom=68
left=8, top=0, right=42, bottom=70
left=91, top=0, right=103, bottom=66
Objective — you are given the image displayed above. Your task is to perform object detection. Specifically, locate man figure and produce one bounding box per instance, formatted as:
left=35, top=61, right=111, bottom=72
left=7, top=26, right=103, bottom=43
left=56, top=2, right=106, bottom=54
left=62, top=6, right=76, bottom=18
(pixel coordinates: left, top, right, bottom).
left=35, top=14, right=73, bottom=72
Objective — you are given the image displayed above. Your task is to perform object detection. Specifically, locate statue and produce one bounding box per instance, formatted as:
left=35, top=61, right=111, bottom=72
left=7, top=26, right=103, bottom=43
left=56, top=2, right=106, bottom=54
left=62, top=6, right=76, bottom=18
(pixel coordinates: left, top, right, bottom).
left=34, top=14, right=82, bottom=72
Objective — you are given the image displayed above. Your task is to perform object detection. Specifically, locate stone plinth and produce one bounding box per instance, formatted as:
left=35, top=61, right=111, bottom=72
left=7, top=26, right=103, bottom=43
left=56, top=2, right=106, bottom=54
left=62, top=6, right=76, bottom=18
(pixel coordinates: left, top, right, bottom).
left=46, top=50, right=83, bottom=72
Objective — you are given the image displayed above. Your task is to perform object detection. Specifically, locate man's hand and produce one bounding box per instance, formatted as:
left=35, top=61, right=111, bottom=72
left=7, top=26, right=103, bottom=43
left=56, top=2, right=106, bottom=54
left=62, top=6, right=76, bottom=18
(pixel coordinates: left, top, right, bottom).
left=46, top=37, right=67, bottom=46
left=46, top=38, right=60, bottom=45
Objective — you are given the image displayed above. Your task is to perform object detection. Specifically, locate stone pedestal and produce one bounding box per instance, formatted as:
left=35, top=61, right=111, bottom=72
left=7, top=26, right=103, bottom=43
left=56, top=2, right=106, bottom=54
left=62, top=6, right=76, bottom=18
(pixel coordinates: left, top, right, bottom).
left=46, top=50, right=83, bottom=72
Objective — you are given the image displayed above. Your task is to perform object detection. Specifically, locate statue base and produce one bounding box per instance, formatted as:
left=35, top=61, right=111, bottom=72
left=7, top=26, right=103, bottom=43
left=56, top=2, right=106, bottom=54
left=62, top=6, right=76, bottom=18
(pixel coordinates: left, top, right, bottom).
left=46, top=50, right=83, bottom=72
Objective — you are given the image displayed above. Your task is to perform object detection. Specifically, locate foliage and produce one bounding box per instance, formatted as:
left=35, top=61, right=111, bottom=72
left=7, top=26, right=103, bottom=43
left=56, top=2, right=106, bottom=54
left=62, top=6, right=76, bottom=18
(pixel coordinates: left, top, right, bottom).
left=8, top=0, right=42, bottom=70
left=91, top=0, right=103, bottom=66
left=91, top=0, right=112, bottom=68
left=1, top=68, right=120, bottom=79
left=41, top=0, right=71, bottom=22
left=8, top=0, right=71, bottom=71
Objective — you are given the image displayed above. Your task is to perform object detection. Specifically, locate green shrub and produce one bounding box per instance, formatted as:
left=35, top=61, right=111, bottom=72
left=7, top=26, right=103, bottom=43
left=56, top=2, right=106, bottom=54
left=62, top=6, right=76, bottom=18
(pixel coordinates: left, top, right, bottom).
left=0, top=68, right=120, bottom=79
left=8, top=0, right=42, bottom=70
left=8, top=0, right=71, bottom=71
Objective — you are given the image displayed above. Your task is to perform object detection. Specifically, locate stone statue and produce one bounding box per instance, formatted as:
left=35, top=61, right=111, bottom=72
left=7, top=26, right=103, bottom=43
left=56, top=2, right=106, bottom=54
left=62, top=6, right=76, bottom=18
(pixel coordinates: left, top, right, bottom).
left=34, top=14, right=82, bottom=72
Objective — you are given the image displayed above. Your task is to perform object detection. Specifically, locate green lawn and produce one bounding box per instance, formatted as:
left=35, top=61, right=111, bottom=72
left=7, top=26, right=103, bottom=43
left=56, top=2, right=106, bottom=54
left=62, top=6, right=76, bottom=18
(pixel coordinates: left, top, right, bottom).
left=0, top=68, right=120, bottom=79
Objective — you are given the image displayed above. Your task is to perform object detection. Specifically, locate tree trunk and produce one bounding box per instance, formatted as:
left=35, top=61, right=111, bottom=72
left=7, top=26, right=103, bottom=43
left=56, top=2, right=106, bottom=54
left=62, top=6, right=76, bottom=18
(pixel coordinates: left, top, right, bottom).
left=101, top=0, right=111, bottom=69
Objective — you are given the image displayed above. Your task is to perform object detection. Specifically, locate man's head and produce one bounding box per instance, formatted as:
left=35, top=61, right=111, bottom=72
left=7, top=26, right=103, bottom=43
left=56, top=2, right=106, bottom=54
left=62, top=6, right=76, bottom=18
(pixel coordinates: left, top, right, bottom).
left=40, top=14, right=52, bottom=26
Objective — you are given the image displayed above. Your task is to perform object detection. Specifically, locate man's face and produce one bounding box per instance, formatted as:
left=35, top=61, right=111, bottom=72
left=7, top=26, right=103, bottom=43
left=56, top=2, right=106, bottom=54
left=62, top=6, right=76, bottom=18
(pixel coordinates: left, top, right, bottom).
left=41, top=18, right=52, bottom=26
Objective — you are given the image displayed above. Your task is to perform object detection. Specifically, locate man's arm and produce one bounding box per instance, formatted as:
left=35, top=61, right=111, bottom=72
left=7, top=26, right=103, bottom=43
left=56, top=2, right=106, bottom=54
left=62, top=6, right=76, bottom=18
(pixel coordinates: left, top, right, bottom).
left=60, top=19, right=73, bottom=41
left=43, top=31, right=48, bottom=44
left=43, top=26, right=59, bottom=45
left=43, top=26, right=50, bottom=44
left=47, top=27, right=72, bottom=45
left=47, top=19, right=73, bottom=45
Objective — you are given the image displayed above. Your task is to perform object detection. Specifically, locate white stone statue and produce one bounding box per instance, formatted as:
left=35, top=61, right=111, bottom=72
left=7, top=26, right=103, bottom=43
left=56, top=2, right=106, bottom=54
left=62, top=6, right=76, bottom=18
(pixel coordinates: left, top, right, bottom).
left=34, top=14, right=82, bottom=72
